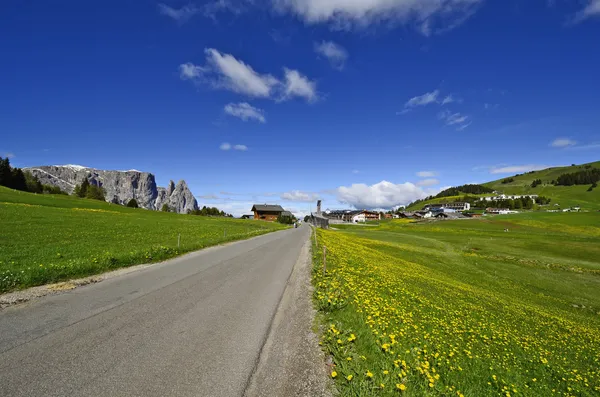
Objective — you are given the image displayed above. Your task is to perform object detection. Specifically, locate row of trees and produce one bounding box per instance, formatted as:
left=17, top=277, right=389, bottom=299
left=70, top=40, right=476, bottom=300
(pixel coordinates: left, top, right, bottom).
left=0, top=157, right=67, bottom=195
left=73, top=178, right=106, bottom=201
left=436, top=184, right=494, bottom=198
left=530, top=179, right=542, bottom=188
left=188, top=206, right=233, bottom=217
left=555, top=168, right=600, bottom=186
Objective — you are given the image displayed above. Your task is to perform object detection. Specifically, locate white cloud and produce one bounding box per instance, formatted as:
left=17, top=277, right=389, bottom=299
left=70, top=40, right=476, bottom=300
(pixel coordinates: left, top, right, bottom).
left=179, top=62, right=204, bottom=80
left=158, top=3, right=198, bottom=22
left=550, top=138, right=577, bottom=148
left=405, top=89, right=440, bottom=108
left=314, top=41, right=348, bottom=70
left=271, top=0, right=482, bottom=35
left=281, top=68, right=318, bottom=102
left=220, top=143, right=248, bottom=151
left=336, top=180, right=433, bottom=209
left=490, top=165, right=549, bottom=174
left=456, top=122, right=471, bottom=131
left=571, top=0, right=600, bottom=23
left=438, top=109, right=469, bottom=129
left=417, top=178, right=440, bottom=187
left=180, top=49, right=317, bottom=102
left=233, top=144, right=248, bottom=151
left=2, top=152, right=15, bottom=159
left=445, top=112, right=468, bottom=125
left=224, top=102, right=266, bottom=123
left=441, top=95, right=455, bottom=105
left=416, top=170, right=436, bottom=177
left=281, top=190, right=320, bottom=202
left=220, top=143, right=232, bottom=150
left=352, top=169, right=360, bottom=174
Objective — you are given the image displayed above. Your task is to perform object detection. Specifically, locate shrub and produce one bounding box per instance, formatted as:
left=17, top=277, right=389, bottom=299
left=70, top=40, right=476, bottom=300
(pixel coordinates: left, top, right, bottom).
left=126, top=198, right=139, bottom=208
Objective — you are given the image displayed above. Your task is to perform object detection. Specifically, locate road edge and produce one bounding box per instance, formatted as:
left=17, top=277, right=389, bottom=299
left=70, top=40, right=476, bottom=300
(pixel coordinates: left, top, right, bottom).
left=243, top=229, right=334, bottom=397
left=0, top=229, right=286, bottom=310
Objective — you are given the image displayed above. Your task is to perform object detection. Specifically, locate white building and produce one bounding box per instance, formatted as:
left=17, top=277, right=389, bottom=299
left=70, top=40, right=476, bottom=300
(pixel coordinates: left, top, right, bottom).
left=481, top=194, right=538, bottom=203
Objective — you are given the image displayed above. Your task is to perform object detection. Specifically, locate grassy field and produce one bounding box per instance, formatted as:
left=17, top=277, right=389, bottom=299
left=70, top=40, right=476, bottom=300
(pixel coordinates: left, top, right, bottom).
left=407, top=161, right=600, bottom=211
left=313, top=213, right=600, bottom=396
left=0, top=186, right=285, bottom=293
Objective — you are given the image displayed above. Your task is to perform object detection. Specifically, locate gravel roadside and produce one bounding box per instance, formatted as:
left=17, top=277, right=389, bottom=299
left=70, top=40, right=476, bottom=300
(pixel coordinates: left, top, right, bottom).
left=244, top=236, right=334, bottom=397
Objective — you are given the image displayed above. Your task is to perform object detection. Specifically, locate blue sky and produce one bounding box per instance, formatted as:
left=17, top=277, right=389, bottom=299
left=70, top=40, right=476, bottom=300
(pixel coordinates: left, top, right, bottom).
left=2, top=0, right=600, bottom=216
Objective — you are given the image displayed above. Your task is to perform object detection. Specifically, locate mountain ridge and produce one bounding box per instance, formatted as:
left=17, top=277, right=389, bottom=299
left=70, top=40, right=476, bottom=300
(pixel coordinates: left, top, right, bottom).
left=24, top=165, right=198, bottom=214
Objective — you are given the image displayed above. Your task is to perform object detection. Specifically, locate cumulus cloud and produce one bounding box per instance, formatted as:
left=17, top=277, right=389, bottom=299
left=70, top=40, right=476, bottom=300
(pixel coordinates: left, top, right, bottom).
left=550, top=138, right=577, bottom=148
left=271, top=0, right=482, bottom=35
left=490, top=165, right=549, bottom=174
left=281, top=68, right=318, bottom=102
left=336, top=180, right=432, bottom=209
left=416, top=171, right=436, bottom=177
left=180, top=49, right=317, bottom=102
left=571, top=0, right=600, bottom=23
left=405, top=90, right=440, bottom=108
left=281, top=190, right=320, bottom=202
left=220, top=143, right=248, bottom=151
left=224, top=102, right=266, bottom=123
left=314, top=41, right=348, bottom=70
left=158, top=3, right=199, bottom=22
left=179, top=62, right=204, bottom=80
left=417, top=178, right=440, bottom=187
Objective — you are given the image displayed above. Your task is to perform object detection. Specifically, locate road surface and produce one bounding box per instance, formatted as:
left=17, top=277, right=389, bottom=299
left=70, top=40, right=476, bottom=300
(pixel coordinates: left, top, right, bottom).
left=0, top=226, right=311, bottom=397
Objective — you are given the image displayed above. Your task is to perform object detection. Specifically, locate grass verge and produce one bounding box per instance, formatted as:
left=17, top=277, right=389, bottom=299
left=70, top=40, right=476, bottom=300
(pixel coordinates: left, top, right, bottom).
left=0, top=186, right=285, bottom=293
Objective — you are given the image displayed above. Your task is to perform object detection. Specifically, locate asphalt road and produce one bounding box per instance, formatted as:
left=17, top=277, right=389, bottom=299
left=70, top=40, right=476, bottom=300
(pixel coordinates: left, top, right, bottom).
left=0, top=226, right=310, bottom=397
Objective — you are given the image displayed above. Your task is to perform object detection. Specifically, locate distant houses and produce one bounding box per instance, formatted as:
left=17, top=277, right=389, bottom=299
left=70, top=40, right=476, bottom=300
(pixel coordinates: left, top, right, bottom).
left=323, top=209, right=381, bottom=223
left=480, top=194, right=538, bottom=203
left=486, top=208, right=511, bottom=215
left=423, top=202, right=471, bottom=212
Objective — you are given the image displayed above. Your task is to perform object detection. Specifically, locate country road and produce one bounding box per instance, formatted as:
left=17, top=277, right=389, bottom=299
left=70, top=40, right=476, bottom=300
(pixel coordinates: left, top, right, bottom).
left=0, top=225, right=324, bottom=397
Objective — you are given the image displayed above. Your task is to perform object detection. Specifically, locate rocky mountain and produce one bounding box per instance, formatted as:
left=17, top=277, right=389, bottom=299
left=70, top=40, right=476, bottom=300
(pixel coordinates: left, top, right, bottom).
left=24, top=165, right=199, bottom=214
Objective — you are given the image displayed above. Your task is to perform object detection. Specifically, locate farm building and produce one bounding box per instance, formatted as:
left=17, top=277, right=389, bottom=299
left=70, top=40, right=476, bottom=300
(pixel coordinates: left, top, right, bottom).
left=486, top=208, right=511, bottom=215
left=423, top=202, right=471, bottom=212
left=435, top=212, right=466, bottom=219
left=251, top=204, right=285, bottom=221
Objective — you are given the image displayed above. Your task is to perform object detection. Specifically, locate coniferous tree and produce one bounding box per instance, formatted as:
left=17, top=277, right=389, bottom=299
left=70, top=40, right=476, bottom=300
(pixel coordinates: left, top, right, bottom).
left=10, top=168, right=27, bottom=191
left=24, top=171, right=43, bottom=193
left=74, top=178, right=90, bottom=198
left=85, top=184, right=106, bottom=201
left=0, top=157, right=12, bottom=188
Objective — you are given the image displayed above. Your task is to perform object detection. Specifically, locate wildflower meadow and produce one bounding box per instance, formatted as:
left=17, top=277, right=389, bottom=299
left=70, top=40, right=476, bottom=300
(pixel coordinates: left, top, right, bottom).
left=314, top=213, right=600, bottom=396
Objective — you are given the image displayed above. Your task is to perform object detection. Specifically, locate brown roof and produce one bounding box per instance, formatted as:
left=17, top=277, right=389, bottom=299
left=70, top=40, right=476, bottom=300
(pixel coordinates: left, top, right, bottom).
left=251, top=204, right=285, bottom=212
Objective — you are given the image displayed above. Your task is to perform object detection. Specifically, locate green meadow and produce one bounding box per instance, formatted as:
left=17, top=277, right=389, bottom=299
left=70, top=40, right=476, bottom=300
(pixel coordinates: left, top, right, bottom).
left=0, top=186, right=285, bottom=293
left=314, top=213, right=600, bottom=396
left=407, top=162, right=600, bottom=211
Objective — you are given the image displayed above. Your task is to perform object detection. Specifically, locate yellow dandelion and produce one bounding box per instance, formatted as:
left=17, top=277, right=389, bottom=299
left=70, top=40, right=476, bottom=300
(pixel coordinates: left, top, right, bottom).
left=396, top=383, right=406, bottom=391
left=347, top=374, right=353, bottom=381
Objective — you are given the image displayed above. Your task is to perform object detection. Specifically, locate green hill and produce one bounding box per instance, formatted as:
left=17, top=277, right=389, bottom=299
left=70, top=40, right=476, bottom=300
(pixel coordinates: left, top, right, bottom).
left=0, top=186, right=284, bottom=293
left=407, top=161, right=600, bottom=211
